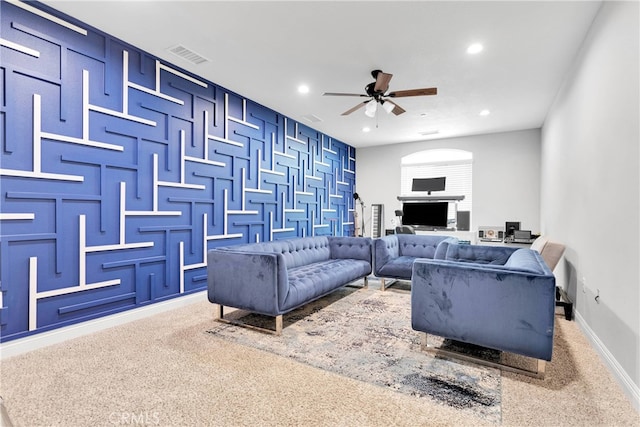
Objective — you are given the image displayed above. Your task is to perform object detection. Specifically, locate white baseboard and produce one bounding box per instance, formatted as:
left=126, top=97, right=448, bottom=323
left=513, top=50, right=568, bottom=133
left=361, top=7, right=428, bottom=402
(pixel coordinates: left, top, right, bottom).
left=575, top=310, right=640, bottom=412
left=0, top=291, right=207, bottom=361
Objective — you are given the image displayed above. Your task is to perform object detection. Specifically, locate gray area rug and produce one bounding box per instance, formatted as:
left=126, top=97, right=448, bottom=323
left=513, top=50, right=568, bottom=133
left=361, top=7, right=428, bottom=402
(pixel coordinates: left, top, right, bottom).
left=207, top=284, right=502, bottom=424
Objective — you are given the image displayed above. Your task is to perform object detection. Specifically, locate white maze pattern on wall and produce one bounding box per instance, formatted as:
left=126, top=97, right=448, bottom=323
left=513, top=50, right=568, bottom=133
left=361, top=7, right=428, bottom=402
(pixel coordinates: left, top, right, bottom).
left=0, top=0, right=357, bottom=342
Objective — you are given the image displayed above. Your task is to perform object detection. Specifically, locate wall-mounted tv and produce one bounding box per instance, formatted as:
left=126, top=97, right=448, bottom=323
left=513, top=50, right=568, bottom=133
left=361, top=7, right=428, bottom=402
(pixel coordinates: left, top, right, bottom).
left=411, top=177, right=446, bottom=194
left=402, top=202, right=449, bottom=229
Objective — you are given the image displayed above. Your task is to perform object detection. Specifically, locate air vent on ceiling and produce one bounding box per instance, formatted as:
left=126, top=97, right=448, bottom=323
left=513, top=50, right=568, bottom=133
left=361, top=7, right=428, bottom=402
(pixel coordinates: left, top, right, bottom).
left=419, top=130, right=440, bottom=136
left=167, top=44, right=209, bottom=65
left=302, top=114, right=323, bottom=123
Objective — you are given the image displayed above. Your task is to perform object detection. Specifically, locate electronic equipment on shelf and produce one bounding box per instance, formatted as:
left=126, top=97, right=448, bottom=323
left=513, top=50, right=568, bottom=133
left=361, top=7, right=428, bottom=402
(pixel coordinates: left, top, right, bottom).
left=511, top=230, right=536, bottom=244
left=478, top=226, right=504, bottom=241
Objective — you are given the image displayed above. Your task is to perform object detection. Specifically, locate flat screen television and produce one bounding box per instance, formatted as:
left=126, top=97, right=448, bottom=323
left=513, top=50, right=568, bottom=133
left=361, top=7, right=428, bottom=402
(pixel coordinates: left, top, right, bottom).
left=411, top=177, right=446, bottom=194
left=402, top=202, right=449, bottom=229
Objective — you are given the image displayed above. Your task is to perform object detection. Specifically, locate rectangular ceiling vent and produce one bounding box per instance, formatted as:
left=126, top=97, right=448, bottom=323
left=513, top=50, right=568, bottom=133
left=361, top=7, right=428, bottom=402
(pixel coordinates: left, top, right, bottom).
left=167, top=44, right=209, bottom=65
left=302, top=114, right=323, bottom=123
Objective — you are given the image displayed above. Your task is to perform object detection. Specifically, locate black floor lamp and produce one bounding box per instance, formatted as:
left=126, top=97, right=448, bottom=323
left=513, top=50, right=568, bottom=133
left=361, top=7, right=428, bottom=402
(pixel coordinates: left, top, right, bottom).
left=353, top=193, right=365, bottom=237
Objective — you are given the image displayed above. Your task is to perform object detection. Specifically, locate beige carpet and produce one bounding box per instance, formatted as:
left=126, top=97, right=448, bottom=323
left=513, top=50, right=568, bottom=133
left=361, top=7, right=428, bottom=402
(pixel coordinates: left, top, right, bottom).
left=0, top=282, right=637, bottom=426
left=207, top=287, right=503, bottom=423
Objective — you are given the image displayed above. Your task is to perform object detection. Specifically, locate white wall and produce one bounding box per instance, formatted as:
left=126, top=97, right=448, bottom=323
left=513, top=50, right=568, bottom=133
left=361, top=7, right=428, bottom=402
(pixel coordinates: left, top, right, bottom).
left=356, top=129, right=541, bottom=236
left=541, top=1, right=639, bottom=406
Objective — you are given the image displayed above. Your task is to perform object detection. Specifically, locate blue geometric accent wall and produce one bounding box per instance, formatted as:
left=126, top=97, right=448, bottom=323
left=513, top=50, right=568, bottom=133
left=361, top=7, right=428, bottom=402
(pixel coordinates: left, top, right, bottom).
left=0, top=0, right=357, bottom=342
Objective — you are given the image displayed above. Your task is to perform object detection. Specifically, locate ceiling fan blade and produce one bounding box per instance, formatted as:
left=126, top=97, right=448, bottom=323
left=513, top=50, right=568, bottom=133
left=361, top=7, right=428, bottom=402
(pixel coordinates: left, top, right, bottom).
left=374, top=72, right=393, bottom=93
left=323, top=92, right=369, bottom=97
left=387, top=87, right=438, bottom=98
left=341, top=101, right=368, bottom=116
left=384, top=99, right=406, bottom=115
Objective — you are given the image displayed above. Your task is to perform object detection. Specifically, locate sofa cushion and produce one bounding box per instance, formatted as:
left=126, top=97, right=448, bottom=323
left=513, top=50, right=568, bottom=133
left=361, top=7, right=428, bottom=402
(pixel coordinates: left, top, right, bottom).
left=374, top=256, right=416, bottom=280
left=283, top=258, right=371, bottom=311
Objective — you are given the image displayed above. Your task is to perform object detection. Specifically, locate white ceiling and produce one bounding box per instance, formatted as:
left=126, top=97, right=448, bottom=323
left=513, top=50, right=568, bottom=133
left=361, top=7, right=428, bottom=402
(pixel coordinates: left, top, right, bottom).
left=41, top=0, right=603, bottom=148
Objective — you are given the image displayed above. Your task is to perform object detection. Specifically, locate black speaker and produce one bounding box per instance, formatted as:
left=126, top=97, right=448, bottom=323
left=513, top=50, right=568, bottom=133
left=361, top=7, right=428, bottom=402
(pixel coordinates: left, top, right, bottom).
left=505, top=221, right=520, bottom=237
left=456, top=211, right=470, bottom=231
left=478, top=230, right=484, bottom=238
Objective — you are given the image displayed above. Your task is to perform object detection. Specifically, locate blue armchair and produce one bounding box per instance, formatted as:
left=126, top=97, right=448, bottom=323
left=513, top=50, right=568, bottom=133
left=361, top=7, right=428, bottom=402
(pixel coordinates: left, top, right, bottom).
left=411, top=244, right=556, bottom=377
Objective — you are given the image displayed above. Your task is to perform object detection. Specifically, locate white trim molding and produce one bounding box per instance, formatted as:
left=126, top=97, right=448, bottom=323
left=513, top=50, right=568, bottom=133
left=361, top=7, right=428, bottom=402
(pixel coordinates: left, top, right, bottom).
left=575, top=310, right=640, bottom=411
left=0, top=291, right=207, bottom=360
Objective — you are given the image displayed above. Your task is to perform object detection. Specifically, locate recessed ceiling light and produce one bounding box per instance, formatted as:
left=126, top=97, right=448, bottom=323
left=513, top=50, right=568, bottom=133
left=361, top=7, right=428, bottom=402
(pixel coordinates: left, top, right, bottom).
left=362, top=127, right=371, bottom=133
left=479, top=109, right=490, bottom=116
left=467, top=43, right=484, bottom=54
left=298, top=84, right=310, bottom=94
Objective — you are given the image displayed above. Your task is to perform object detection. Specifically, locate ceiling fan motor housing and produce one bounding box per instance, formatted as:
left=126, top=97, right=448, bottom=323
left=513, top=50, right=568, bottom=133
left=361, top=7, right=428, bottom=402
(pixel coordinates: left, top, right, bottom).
left=365, top=82, right=381, bottom=98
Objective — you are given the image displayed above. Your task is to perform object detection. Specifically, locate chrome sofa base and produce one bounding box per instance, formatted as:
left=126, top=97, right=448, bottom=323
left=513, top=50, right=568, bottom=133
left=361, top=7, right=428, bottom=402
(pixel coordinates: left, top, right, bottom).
left=421, top=333, right=546, bottom=379
left=213, top=304, right=284, bottom=336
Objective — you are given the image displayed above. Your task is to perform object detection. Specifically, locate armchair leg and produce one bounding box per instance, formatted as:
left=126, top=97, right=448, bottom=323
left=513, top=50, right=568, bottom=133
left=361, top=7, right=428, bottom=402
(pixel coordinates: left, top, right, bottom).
left=421, top=333, right=546, bottom=379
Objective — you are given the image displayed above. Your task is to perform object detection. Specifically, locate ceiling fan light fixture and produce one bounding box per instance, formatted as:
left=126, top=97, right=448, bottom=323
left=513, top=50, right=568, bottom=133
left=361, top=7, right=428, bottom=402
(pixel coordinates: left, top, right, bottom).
left=382, top=101, right=395, bottom=114
left=364, top=99, right=377, bottom=117
left=365, top=98, right=377, bottom=110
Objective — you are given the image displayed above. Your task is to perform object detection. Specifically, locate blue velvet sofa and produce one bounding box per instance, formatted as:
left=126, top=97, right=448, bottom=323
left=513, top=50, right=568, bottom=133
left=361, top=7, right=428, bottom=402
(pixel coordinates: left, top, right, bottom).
left=207, top=236, right=373, bottom=334
left=373, top=234, right=458, bottom=290
left=411, top=244, right=556, bottom=376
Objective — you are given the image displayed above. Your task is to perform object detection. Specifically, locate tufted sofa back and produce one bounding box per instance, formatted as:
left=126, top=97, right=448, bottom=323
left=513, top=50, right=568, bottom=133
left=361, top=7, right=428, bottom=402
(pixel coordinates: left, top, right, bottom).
left=217, top=236, right=373, bottom=270
left=225, top=237, right=330, bottom=269
left=328, top=236, right=373, bottom=264
left=444, top=243, right=515, bottom=265
left=396, top=234, right=453, bottom=258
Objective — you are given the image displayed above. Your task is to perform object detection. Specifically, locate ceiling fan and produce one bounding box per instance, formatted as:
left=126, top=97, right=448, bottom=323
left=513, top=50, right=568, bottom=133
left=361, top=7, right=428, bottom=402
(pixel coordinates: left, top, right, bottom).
left=323, top=70, right=437, bottom=117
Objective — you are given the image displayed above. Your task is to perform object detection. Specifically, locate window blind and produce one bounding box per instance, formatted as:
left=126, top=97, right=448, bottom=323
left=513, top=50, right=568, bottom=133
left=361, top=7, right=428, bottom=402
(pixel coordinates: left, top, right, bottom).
left=400, top=161, right=472, bottom=217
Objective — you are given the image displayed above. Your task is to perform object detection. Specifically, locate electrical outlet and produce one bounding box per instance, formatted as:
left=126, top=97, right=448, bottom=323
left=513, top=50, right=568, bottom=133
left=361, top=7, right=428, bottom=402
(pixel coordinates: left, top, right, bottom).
left=581, top=277, right=587, bottom=293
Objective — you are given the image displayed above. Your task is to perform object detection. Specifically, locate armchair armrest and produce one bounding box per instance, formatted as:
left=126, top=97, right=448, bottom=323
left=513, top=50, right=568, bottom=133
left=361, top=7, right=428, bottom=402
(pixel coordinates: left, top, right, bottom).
left=373, top=235, right=399, bottom=275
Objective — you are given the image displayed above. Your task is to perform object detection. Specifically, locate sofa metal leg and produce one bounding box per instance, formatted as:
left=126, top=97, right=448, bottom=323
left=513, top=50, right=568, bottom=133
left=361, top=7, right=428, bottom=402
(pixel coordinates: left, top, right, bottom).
left=421, top=333, right=546, bottom=379
left=213, top=304, right=283, bottom=336
left=363, top=276, right=369, bottom=289
left=213, top=304, right=223, bottom=320
left=379, top=278, right=400, bottom=292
